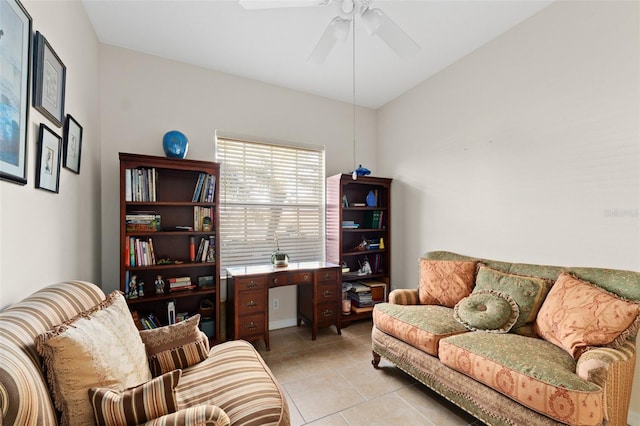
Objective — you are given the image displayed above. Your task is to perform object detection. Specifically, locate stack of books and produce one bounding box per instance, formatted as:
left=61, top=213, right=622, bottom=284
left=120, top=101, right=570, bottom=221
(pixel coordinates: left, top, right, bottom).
left=342, top=220, right=359, bottom=229
left=365, top=210, right=384, bottom=229
left=126, top=211, right=161, bottom=232
left=169, top=277, right=195, bottom=292
left=347, top=282, right=374, bottom=313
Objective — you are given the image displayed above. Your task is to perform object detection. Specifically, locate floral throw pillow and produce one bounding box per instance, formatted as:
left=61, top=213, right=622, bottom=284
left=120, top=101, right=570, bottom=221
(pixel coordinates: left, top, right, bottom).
left=535, top=272, right=640, bottom=359
left=419, top=259, right=478, bottom=307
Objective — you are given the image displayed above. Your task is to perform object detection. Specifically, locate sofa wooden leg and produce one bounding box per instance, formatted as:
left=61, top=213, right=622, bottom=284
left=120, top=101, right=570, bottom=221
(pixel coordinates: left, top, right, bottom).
left=372, top=351, right=381, bottom=369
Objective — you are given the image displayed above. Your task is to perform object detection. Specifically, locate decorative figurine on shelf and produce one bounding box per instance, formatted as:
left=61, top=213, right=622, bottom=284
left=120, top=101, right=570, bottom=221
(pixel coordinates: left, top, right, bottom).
left=128, top=275, right=138, bottom=299
left=162, top=130, right=189, bottom=159
left=379, top=237, right=385, bottom=250
left=137, top=280, right=145, bottom=297
left=155, top=275, right=165, bottom=294
left=358, top=259, right=372, bottom=276
left=351, top=164, right=371, bottom=180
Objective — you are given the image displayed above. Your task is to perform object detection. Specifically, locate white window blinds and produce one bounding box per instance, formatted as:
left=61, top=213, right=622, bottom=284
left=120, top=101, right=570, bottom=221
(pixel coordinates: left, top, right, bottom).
left=216, top=136, right=326, bottom=268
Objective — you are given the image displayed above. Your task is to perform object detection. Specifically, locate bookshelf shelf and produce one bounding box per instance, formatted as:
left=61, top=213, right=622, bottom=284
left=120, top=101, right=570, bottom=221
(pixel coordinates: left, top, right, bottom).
left=119, top=152, right=220, bottom=343
left=326, top=174, right=392, bottom=327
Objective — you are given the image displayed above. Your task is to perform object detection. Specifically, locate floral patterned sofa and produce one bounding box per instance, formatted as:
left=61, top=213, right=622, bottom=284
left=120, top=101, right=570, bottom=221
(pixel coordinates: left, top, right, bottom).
left=372, top=251, right=639, bottom=426
left=0, top=281, right=289, bottom=426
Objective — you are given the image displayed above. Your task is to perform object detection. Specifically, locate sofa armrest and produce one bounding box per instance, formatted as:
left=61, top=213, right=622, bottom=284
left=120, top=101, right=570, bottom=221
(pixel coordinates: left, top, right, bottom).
left=141, top=405, right=230, bottom=426
left=388, top=288, right=420, bottom=305
left=576, top=341, right=636, bottom=425
left=199, top=331, right=210, bottom=352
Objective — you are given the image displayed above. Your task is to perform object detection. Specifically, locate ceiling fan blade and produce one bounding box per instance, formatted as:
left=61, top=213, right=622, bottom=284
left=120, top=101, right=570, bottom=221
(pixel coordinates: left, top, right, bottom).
left=239, top=0, right=329, bottom=10
left=361, top=8, right=420, bottom=59
left=307, top=17, right=351, bottom=64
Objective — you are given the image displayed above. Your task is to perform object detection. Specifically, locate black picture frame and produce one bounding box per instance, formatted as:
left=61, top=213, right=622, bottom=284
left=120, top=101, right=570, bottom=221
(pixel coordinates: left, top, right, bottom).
left=0, top=0, right=32, bottom=185
left=35, top=123, right=61, bottom=193
left=33, top=31, right=66, bottom=127
left=63, top=114, right=82, bottom=174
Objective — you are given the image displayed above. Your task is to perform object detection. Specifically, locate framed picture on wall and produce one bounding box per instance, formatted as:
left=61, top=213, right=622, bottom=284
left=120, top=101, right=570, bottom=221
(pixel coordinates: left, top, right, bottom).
left=33, top=31, right=66, bottom=127
left=0, top=0, right=32, bottom=185
left=35, top=123, right=62, bottom=193
left=63, top=114, right=82, bottom=174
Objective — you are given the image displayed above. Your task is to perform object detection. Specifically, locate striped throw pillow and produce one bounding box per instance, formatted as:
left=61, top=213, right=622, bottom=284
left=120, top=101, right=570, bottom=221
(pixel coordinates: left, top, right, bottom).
left=140, top=314, right=209, bottom=376
left=89, top=369, right=181, bottom=426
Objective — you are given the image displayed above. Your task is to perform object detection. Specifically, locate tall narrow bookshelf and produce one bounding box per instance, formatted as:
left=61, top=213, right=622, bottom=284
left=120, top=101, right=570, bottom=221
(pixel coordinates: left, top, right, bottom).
left=119, top=153, right=221, bottom=342
left=326, top=174, right=392, bottom=326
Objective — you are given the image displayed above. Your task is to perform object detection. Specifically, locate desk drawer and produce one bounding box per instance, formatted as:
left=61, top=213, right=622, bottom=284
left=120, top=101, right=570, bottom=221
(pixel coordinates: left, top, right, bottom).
left=270, top=273, right=288, bottom=287
left=238, top=290, right=266, bottom=314
left=317, top=269, right=338, bottom=283
left=293, top=271, right=313, bottom=284
left=317, top=282, right=339, bottom=302
left=236, top=276, right=266, bottom=291
left=237, top=314, right=265, bottom=338
left=317, top=302, right=338, bottom=327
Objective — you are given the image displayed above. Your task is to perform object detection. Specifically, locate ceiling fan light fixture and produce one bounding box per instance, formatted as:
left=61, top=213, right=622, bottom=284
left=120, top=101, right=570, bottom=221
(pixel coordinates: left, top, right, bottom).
left=307, top=16, right=351, bottom=64
left=361, top=7, right=382, bottom=35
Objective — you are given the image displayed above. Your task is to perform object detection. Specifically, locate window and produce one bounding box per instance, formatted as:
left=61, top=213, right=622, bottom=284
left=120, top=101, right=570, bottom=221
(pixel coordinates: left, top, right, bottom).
left=215, top=134, right=325, bottom=268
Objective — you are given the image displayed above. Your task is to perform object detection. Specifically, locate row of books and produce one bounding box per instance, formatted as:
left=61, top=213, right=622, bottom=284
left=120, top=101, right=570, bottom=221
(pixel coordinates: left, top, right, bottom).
left=125, top=168, right=157, bottom=202
left=190, top=236, right=215, bottom=263
left=131, top=310, right=190, bottom=330
left=194, top=206, right=214, bottom=231
left=192, top=173, right=216, bottom=203
left=126, top=211, right=161, bottom=232
left=364, top=210, right=384, bottom=229
left=126, top=236, right=157, bottom=267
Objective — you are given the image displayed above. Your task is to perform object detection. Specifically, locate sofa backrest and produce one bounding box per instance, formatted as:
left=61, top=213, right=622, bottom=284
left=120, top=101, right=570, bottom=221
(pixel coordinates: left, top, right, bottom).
left=423, top=251, right=640, bottom=302
left=0, top=281, right=105, bottom=425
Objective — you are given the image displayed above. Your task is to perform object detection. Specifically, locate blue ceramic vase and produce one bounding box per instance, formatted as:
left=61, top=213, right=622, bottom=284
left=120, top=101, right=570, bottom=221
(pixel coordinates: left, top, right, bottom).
left=162, top=131, right=189, bottom=159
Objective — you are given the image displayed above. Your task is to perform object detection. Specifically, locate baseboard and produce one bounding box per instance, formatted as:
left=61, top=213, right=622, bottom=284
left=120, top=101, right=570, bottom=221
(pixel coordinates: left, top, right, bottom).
left=628, top=409, right=640, bottom=426
left=269, top=318, right=297, bottom=330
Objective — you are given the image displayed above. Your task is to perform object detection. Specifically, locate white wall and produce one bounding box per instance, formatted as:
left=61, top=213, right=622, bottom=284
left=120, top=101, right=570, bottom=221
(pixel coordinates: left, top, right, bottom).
left=0, top=1, right=101, bottom=309
left=98, top=45, right=377, bottom=326
left=377, top=0, right=639, bottom=422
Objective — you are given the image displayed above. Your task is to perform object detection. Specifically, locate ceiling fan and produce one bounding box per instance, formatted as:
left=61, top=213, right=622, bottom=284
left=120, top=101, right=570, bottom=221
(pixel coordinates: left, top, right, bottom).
left=238, top=0, right=421, bottom=64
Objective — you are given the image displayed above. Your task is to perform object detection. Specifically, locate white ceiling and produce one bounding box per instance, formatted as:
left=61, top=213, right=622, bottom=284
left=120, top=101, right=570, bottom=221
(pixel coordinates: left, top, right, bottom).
left=82, top=0, right=553, bottom=109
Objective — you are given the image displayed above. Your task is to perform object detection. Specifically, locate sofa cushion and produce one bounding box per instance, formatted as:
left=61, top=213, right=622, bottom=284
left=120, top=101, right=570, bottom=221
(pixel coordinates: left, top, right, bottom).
left=139, top=314, right=209, bottom=377
left=419, top=259, right=478, bottom=307
left=439, top=332, right=603, bottom=426
left=454, top=290, right=519, bottom=333
left=176, top=340, right=289, bottom=426
left=373, top=303, right=468, bottom=356
left=88, top=369, right=181, bottom=426
left=474, top=265, right=551, bottom=329
left=35, top=291, right=152, bottom=426
left=535, top=272, right=640, bottom=359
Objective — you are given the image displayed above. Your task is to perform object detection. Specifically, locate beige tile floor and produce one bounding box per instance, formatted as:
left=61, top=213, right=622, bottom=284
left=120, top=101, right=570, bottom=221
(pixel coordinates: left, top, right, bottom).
left=254, top=319, right=485, bottom=426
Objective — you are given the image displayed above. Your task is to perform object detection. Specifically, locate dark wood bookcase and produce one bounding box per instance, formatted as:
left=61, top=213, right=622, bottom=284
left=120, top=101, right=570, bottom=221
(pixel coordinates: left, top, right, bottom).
left=326, top=173, right=392, bottom=325
left=119, top=153, right=221, bottom=342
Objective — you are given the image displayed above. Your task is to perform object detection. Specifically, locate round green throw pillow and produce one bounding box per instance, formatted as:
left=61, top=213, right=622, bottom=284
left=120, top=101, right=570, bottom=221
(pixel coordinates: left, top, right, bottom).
left=454, top=290, right=520, bottom=333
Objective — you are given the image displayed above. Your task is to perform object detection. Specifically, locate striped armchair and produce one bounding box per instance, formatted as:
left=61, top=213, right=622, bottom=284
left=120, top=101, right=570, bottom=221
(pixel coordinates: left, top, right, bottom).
left=0, top=281, right=289, bottom=426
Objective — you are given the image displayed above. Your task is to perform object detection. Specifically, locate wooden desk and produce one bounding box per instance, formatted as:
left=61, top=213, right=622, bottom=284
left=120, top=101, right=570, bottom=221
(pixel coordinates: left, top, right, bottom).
left=226, top=262, right=341, bottom=350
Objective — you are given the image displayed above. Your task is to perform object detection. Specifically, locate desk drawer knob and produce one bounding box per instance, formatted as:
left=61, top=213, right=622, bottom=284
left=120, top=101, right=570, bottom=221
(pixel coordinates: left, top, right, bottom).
left=322, top=290, right=333, bottom=298
left=244, top=322, right=257, bottom=330
left=322, top=309, right=334, bottom=317
left=323, top=273, right=331, bottom=280
left=246, top=281, right=258, bottom=289
left=246, top=300, right=258, bottom=308
left=303, top=274, right=310, bottom=281
left=272, top=278, right=278, bottom=284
